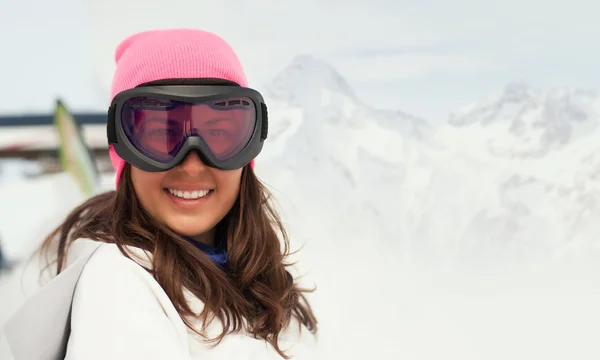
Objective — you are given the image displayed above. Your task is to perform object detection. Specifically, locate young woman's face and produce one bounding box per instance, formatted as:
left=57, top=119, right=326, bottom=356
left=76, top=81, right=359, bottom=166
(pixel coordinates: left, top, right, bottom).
left=131, top=151, right=243, bottom=245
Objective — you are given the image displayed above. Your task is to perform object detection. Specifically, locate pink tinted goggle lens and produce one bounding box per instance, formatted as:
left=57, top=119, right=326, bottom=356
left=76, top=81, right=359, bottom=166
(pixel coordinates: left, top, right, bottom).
left=121, top=96, right=256, bottom=163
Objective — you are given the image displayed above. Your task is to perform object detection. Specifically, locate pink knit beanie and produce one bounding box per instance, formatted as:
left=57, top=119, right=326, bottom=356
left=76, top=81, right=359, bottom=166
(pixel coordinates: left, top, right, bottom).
left=108, top=29, right=253, bottom=187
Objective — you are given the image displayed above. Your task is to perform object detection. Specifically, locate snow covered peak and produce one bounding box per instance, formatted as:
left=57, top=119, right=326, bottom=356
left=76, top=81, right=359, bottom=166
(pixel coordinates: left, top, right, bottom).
left=446, top=82, right=600, bottom=158
left=449, top=82, right=597, bottom=127
left=448, top=82, right=536, bottom=127
left=265, top=55, right=359, bottom=106
left=260, top=55, right=433, bottom=147
left=502, top=81, right=534, bottom=102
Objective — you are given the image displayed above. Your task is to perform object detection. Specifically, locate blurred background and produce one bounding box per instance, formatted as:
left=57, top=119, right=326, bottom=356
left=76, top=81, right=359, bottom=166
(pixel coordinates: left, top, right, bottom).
left=1, top=0, right=600, bottom=359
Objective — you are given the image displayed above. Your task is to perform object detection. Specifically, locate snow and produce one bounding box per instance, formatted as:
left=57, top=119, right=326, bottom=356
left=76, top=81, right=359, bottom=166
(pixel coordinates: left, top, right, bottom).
left=447, top=82, right=600, bottom=158
left=2, top=56, right=600, bottom=359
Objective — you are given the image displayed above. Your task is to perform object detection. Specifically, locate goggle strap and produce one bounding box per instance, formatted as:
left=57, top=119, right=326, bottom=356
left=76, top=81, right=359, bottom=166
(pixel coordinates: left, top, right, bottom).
left=261, top=103, right=268, bottom=141
left=107, top=104, right=117, bottom=145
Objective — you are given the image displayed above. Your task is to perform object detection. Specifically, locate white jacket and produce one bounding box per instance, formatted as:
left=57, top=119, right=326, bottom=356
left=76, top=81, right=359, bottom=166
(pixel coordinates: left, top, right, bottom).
left=4, top=239, right=319, bottom=360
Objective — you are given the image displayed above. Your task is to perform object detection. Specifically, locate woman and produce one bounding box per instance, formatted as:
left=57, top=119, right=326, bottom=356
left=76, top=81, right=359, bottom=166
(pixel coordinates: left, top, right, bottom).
left=39, top=29, right=318, bottom=359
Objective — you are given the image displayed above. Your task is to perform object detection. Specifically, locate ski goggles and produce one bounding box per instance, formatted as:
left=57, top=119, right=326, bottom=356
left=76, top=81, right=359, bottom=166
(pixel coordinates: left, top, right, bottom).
left=107, top=79, right=268, bottom=172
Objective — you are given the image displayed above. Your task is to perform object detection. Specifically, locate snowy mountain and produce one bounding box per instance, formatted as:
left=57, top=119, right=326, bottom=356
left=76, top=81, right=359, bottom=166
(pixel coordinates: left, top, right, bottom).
left=429, top=82, right=600, bottom=267
left=257, top=56, right=440, bottom=257
left=263, top=55, right=434, bottom=142
left=267, top=55, right=361, bottom=106
left=447, top=82, right=600, bottom=158
left=258, top=63, right=600, bottom=272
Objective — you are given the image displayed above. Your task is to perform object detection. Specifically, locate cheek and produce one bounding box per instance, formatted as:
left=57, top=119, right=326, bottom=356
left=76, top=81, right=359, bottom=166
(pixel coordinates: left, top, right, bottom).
left=131, top=167, right=166, bottom=213
left=214, top=169, right=243, bottom=200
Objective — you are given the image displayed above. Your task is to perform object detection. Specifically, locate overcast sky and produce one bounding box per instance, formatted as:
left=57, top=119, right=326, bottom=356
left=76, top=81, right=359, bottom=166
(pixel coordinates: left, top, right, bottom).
left=0, top=0, right=597, bottom=121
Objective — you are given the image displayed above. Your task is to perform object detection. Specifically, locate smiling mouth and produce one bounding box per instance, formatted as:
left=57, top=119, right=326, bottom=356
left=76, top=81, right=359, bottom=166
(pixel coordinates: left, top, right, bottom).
left=164, top=188, right=214, bottom=200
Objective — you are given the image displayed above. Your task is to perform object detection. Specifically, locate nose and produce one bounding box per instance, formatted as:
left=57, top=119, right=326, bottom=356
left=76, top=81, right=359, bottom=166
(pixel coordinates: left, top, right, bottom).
left=177, top=150, right=208, bottom=174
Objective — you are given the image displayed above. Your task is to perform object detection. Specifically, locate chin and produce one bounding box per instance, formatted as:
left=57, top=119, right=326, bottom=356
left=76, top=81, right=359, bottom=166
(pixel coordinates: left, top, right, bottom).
left=165, top=218, right=216, bottom=239
left=169, top=225, right=211, bottom=238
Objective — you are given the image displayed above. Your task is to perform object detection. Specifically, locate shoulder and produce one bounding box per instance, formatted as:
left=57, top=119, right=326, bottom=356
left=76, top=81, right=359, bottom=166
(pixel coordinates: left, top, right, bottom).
left=66, top=239, right=192, bottom=358
left=66, top=238, right=152, bottom=270
left=68, top=239, right=170, bottom=311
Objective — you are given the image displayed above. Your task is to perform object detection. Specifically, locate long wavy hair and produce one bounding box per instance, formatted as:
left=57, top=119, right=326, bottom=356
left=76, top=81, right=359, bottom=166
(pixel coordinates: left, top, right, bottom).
left=38, top=164, right=317, bottom=358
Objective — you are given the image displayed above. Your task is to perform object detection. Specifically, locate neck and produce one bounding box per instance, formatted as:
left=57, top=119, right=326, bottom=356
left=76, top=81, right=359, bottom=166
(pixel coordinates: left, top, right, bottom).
left=189, top=227, right=217, bottom=247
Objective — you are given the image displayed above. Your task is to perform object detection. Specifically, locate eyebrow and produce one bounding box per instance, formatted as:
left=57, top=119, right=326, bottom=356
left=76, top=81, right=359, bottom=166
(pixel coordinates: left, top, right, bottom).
left=144, top=118, right=180, bottom=126
left=203, top=117, right=234, bottom=126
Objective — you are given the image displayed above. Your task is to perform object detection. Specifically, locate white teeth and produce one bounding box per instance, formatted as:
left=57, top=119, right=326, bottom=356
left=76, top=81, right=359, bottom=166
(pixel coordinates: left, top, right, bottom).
left=168, top=189, right=211, bottom=200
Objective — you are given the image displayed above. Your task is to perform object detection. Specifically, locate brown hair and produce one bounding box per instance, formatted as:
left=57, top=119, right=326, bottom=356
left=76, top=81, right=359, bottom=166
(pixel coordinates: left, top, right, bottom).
left=39, top=164, right=317, bottom=358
